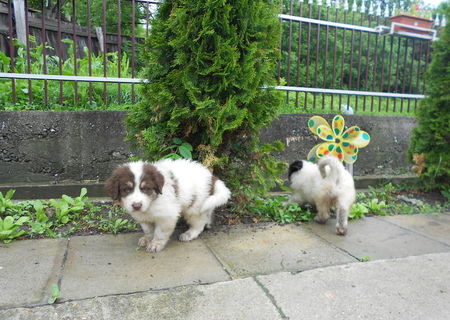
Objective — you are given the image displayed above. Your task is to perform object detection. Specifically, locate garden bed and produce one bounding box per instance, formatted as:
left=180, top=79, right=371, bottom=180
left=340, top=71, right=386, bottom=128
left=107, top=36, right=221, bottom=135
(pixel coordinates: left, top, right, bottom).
left=1, top=184, right=448, bottom=244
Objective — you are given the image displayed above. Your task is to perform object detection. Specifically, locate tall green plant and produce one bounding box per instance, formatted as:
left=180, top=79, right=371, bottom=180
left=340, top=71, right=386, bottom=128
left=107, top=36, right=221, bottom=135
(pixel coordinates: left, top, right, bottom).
left=0, top=38, right=134, bottom=108
left=408, top=6, right=450, bottom=191
left=126, top=0, right=285, bottom=196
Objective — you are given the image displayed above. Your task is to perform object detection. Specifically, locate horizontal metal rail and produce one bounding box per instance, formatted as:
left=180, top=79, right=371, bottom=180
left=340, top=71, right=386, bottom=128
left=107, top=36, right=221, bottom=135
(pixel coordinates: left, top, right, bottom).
left=0, top=72, right=144, bottom=84
left=278, top=14, right=380, bottom=33
left=0, top=73, right=426, bottom=99
left=275, top=86, right=426, bottom=99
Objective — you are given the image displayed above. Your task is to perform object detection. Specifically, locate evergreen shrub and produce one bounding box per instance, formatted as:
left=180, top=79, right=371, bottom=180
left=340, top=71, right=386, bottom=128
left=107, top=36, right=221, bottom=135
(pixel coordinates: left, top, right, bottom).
left=408, top=7, right=450, bottom=191
left=126, top=0, right=285, bottom=199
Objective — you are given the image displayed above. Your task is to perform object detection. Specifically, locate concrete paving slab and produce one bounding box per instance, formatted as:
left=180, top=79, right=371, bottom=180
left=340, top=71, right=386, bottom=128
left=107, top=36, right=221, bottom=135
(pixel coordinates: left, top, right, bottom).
left=257, top=252, right=450, bottom=320
left=202, top=223, right=355, bottom=277
left=0, top=238, right=67, bottom=308
left=379, top=213, right=450, bottom=245
left=0, top=277, right=282, bottom=320
left=60, top=233, right=229, bottom=300
left=305, top=217, right=450, bottom=260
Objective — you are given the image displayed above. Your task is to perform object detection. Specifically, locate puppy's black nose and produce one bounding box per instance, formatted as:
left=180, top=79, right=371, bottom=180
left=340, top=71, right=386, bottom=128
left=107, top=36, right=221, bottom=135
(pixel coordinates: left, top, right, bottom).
left=132, top=202, right=142, bottom=211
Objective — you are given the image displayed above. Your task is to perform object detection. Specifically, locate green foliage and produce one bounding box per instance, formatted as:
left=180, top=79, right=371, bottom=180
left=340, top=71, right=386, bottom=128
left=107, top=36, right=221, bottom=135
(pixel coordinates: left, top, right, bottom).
left=0, top=216, right=29, bottom=243
left=0, top=190, right=19, bottom=215
left=48, top=284, right=60, bottom=304
left=126, top=0, right=284, bottom=196
left=408, top=7, right=450, bottom=191
left=247, top=195, right=314, bottom=223
left=98, top=210, right=137, bottom=235
left=0, top=188, right=139, bottom=242
left=161, top=138, right=193, bottom=160
left=48, top=188, right=90, bottom=225
left=0, top=38, right=135, bottom=109
left=349, top=202, right=369, bottom=219
left=358, top=256, right=371, bottom=262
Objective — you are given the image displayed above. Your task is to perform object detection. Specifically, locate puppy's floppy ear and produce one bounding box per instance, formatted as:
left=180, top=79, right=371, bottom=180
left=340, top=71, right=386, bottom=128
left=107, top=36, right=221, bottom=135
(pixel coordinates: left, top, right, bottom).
left=143, top=164, right=165, bottom=195
left=153, top=171, right=164, bottom=195
left=288, top=160, right=303, bottom=181
left=105, top=172, right=120, bottom=200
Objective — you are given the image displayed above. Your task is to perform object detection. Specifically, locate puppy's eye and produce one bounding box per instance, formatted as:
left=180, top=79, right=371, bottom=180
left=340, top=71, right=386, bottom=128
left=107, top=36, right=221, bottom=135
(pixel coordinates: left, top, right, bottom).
left=141, top=187, right=152, bottom=193
left=121, top=187, right=132, bottom=193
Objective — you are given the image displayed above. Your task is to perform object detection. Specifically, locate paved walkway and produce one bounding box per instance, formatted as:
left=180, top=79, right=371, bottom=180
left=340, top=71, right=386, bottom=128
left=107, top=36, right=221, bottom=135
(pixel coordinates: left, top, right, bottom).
left=1, top=213, right=449, bottom=319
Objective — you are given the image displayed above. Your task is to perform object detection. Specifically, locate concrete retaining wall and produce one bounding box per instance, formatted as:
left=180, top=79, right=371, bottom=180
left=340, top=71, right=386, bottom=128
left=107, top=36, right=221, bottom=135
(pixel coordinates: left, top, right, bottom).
left=0, top=111, right=416, bottom=195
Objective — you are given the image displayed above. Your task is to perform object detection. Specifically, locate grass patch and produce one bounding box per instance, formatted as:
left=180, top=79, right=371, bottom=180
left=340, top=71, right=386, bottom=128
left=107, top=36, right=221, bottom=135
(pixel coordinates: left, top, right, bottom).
left=279, top=92, right=418, bottom=116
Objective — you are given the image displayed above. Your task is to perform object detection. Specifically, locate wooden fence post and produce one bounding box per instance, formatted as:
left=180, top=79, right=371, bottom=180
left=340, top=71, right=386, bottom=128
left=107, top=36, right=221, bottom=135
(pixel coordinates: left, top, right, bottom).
left=12, top=0, right=27, bottom=44
left=95, top=27, right=104, bottom=53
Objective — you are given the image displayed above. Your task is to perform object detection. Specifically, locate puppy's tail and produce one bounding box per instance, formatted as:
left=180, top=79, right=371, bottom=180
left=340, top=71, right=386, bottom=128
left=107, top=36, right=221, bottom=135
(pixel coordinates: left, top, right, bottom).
left=201, top=179, right=231, bottom=212
left=318, top=155, right=345, bottom=182
left=288, top=160, right=303, bottom=182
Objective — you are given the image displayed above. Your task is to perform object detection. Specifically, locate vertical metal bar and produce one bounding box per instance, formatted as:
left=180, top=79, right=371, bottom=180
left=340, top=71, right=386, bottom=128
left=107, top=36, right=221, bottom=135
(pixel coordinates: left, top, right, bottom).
left=313, top=4, right=322, bottom=109
left=321, top=4, right=330, bottom=110
left=304, top=2, right=313, bottom=109
left=422, top=41, right=431, bottom=94
left=23, top=0, right=32, bottom=103
left=87, top=0, right=93, bottom=104
left=57, top=0, right=63, bottom=104
left=362, top=15, right=372, bottom=111
left=400, top=39, right=409, bottom=113
left=286, top=0, right=294, bottom=105
left=41, top=0, right=48, bottom=105
left=378, top=35, right=387, bottom=113
left=117, top=0, right=122, bottom=104
left=415, top=40, right=424, bottom=113
left=407, top=39, right=416, bottom=113
left=393, top=37, right=402, bottom=113
left=354, top=11, right=365, bottom=112
left=102, top=0, right=108, bottom=104
left=339, top=8, right=349, bottom=109
left=330, top=5, right=339, bottom=110
left=131, top=0, right=136, bottom=104
left=72, top=0, right=78, bottom=105
left=8, top=0, right=16, bottom=104
left=371, top=15, right=380, bottom=112
left=346, top=9, right=356, bottom=108
left=276, top=0, right=283, bottom=85
left=294, top=1, right=304, bottom=108
left=386, top=36, right=395, bottom=113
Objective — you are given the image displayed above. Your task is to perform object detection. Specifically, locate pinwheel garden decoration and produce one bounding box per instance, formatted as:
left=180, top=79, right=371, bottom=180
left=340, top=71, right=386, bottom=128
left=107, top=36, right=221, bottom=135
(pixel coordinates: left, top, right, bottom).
left=307, top=115, right=370, bottom=164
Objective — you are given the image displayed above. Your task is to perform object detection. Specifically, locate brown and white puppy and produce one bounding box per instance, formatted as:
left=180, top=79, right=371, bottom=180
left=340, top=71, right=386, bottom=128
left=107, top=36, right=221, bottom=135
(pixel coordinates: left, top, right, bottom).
left=287, top=155, right=356, bottom=235
left=105, top=159, right=231, bottom=252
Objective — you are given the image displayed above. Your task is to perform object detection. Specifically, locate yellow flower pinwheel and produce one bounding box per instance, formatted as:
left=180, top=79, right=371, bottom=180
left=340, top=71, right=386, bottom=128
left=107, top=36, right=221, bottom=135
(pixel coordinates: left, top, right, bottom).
left=307, top=115, right=370, bottom=164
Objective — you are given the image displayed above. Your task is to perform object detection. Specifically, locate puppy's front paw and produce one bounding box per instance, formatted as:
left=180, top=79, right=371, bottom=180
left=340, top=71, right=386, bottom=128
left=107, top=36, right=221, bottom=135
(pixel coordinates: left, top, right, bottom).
left=138, top=236, right=151, bottom=247
left=179, top=231, right=195, bottom=242
left=146, top=241, right=165, bottom=253
left=336, top=227, right=347, bottom=236
left=314, top=215, right=329, bottom=224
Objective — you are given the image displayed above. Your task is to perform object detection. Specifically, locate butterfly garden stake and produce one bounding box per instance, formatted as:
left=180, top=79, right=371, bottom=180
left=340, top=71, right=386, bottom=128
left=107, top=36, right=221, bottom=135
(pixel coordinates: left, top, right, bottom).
left=307, top=115, right=371, bottom=175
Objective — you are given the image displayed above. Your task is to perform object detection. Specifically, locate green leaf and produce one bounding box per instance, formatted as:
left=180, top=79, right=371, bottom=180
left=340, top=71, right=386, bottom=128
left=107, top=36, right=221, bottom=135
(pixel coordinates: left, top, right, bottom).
left=48, top=284, right=60, bottom=304
left=79, top=188, right=88, bottom=198
left=172, top=137, right=183, bottom=145
left=5, top=189, right=15, bottom=200
left=178, top=145, right=192, bottom=159
left=3, top=216, right=14, bottom=230
left=15, top=216, right=29, bottom=225
left=62, top=195, right=75, bottom=205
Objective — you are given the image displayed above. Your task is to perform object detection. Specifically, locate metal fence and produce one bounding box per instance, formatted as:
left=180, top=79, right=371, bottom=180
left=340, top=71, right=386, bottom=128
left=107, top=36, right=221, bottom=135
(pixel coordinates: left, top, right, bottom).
left=0, top=0, right=446, bottom=113
left=0, top=0, right=159, bottom=107
left=278, top=0, right=445, bottom=114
